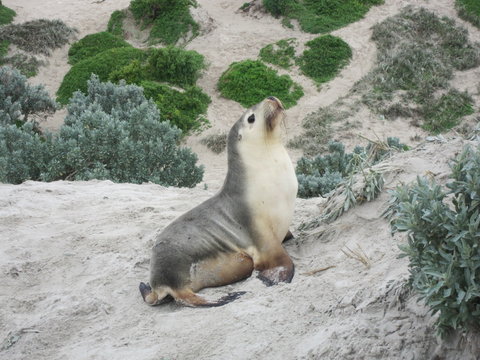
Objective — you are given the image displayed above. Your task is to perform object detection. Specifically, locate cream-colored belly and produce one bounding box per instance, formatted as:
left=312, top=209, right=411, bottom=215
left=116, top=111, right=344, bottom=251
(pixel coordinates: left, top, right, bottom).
left=243, top=144, right=298, bottom=245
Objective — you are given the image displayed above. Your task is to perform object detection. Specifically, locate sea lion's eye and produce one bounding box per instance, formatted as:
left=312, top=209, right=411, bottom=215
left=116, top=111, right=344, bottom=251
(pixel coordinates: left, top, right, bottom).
left=247, top=114, right=255, bottom=123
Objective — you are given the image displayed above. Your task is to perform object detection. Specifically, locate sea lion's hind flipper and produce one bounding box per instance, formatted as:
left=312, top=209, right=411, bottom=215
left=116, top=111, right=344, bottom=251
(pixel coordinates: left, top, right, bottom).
left=173, top=289, right=246, bottom=308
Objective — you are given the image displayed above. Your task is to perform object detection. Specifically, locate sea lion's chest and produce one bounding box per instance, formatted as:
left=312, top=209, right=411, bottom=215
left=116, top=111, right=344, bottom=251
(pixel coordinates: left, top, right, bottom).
left=240, top=142, right=298, bottom=242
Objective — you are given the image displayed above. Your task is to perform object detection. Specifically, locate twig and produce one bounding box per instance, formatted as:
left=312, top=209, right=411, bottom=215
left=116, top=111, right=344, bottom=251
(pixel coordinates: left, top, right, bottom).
left=302, top=265, right=336, bottom=276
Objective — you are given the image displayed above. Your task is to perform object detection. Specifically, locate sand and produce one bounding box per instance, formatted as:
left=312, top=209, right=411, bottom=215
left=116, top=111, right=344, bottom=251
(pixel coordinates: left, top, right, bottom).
left=1, top=0, right=480, bottom=359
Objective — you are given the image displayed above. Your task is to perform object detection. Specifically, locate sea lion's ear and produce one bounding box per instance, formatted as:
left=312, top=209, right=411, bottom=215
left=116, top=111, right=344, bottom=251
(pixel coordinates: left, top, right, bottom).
left=237, top=134, right=242, bottom=141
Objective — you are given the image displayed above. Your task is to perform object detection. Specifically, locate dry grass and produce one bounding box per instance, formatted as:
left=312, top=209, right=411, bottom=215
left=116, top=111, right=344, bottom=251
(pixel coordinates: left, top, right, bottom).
left=341, top=244, right=371, bottom=268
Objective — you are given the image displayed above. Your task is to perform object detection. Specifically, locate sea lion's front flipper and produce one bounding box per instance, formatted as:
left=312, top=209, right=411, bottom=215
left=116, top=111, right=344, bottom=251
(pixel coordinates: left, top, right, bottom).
left=257, top=248, right=295, bottom=286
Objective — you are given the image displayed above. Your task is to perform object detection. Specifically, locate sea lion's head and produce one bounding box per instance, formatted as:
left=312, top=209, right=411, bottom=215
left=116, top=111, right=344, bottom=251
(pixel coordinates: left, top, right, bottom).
left=230, top=96, right=286, bottom=147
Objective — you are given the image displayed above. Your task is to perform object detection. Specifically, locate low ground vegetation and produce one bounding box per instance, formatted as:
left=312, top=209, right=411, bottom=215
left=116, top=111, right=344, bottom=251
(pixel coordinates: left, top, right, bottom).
left=107, top=10, right=127, bottom=37
left=0, top=19, right=76, bottom=77
left=296, top=35, right=352, bottom=85
left=129, top=0, right=199, bottom=45
left=385, top=145, right=480, bottom=337
left=0, top=75, right=204, bottom=187
left=456, top=0, right=480, bottom=28
left=218, top=59, right=303, bottom=108
left=362, top=7, right=479, bottom=133
left=262, top=0, right=383, bottom=33
left=68, top=32, right=131, bottom=65
left=292, top=7, right=480, bottom=155
left=259, top=38, right=297, bottom=69
left=200, top=133, right=227, bottom=154
left=0, top=1, right=15, bottom=25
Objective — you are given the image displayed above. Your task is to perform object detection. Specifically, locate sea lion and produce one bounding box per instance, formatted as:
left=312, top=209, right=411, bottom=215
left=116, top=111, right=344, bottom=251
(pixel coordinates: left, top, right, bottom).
left=139, top=96, right=298, bottom=307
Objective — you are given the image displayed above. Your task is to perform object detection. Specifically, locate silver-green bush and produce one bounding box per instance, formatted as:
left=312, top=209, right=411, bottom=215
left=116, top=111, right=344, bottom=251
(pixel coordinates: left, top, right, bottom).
left=386, top=145, right=480, bottom=336
left=0, top=66, right=56, bottom=126
left=0, top=75, right=204, bottom=187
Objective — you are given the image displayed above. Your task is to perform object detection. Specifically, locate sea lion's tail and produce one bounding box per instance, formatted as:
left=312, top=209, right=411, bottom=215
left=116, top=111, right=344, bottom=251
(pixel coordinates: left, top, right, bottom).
left=139, top=282, right=246, bottom=307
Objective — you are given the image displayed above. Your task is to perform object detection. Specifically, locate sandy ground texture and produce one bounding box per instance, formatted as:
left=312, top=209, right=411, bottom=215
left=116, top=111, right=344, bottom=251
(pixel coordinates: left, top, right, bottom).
left=1, top=137, right=480, bottom=360
left=1, top=0, right=480, bottom=358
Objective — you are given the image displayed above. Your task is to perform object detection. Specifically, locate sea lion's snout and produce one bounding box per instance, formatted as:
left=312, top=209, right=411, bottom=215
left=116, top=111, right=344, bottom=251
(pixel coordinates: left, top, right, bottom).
left=265, top=96, right=285, bottom=132
left=267, top=96, right=284, bottom=110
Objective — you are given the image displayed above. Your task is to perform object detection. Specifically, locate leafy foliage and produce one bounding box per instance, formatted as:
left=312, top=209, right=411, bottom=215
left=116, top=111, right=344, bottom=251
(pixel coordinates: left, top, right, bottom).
left=1, top=76, right=204, bottom=187
left=0, top=66, right=56, bottom=127
left=68, top=32, right=131, bottom=65
left=57, top=47, right=146, bottom=104
left=0, top=122, right=53, bottom=184
left=218, top=59, right=303, bottom=108
left=107, top=10, right=127, bottom=37
left=259, top=38, right=296, bottom=69
left=146, top=46, right=205, bottom=87
left=129, top=0, right=199, bottom=45
left=262, top=0, right=383, bottom=33
left=0, top=2, right=15, bottom=25
left=456, top=0, right=480, bottom=28
left=296, top=138, right=405, bottom=198
left=386, top=146, right=480, bottom=336
left=297, top=35, right=352, bottom=85
left=0, top=19, right=76, bottom=55
left=362, top=7, right=480, bottom=132
left=140, top=81, right=210, bottom=133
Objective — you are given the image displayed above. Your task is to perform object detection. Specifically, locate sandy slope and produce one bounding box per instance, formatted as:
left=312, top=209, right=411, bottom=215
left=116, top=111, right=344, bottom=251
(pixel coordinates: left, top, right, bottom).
left=1, top=0, right=480, bottom=359
left=1, top=137, right=479, bottom=360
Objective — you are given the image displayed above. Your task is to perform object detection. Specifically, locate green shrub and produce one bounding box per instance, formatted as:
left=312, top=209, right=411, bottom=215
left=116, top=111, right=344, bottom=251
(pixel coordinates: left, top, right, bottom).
left=456, top=0, right=480, bottom=28
left=140, top=81, right=210, bottom=133
left=68, top=32, right=132, bottom=65
left=386, top=146, right=480, bottom=336
left=130, top=0, right=199, bottom=45
left=297, top=35, right=352, bottom=85
left=263, top=0, right=383, bottom=33
left=107, top=10, right=126, bottom=37
left=218, top=59, right=303, bottom=108
left=108, top=59, right=147, bottom=84
left=0, top=19, right=76, bottom=55
left=259, top=38, right=296, bottom=69
left=296, top=138, right=406, bottom=198
left=56, top=47, right=146, bottom=104
left=146, top=46, right=205, bottom=87
left=0, top=66, right=56, bottom=127
left=1, top=75, right=204, bottom=187
left=0, top=2, right=15, bottom=25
